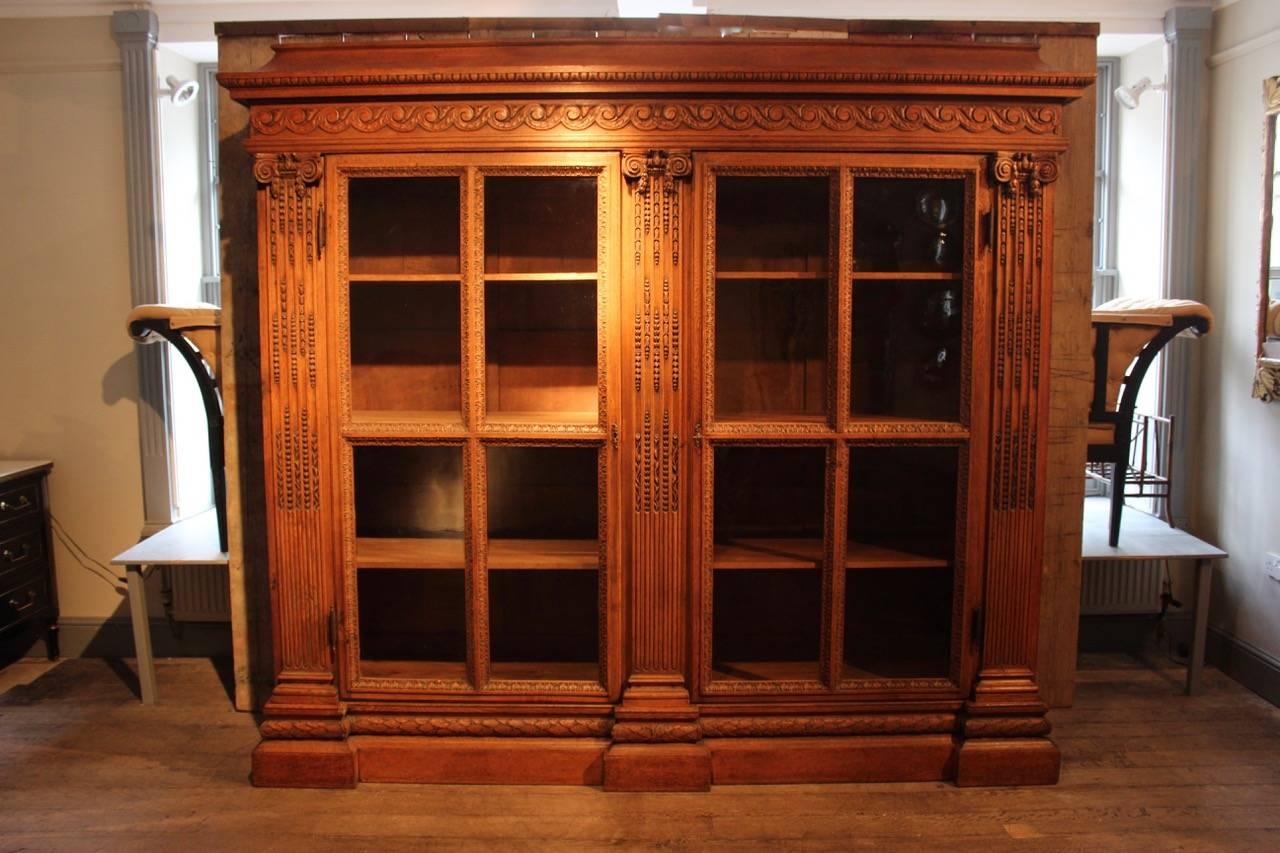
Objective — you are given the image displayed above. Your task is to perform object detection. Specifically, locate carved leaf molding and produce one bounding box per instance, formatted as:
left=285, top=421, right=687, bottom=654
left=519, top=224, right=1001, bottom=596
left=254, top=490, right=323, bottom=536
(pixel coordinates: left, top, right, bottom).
left=252, top=102, right=1061, bottom=137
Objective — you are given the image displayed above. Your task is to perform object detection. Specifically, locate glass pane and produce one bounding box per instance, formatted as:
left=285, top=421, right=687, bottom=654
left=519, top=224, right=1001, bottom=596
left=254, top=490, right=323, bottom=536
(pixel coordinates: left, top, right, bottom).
left=353, top=445, right=466, bottom=681
left=489, top=570, right=598, bottom=681
left=358, top=569, right=466, bottom=680
left=716, top=176, right=829, bottom=273
left=349, top=177, right=460, bottom=276
left=848, top=445, right=957, bottom=559
left=485, top=176, right=597, bottom=274
left=715, top=278, right=827, bottom=419
left=485, top=445, right=599, bottom=681
left=844, top=568, right=951, bottom=679
left=350, top=283, right=461, bottom=420
left=844, top=445, right=956, bottom=681
left=485, top=281, right=597, bottom=420
left=853, top=178, right=964, bottom=273
left=711, top=445, right=826, bottom=683
left=851, top=280, right=962, bottom=420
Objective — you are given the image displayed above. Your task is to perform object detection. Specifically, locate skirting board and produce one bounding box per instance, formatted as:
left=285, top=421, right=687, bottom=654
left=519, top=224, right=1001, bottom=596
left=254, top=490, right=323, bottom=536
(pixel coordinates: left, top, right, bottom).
left=1207, top=627, right=1280, bottom=708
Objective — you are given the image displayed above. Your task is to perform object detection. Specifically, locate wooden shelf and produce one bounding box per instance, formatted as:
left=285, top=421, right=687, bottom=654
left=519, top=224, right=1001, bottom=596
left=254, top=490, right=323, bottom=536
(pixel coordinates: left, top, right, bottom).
left=489, top=538, right=598, bottom=570
left=488, top=661, right=600, bottom=682
left=483, top=272, right=597, bottom=282
left=348, top=272, right=460, bottom=282
left=712, top=538, right=949, bottom=570
left=357, top=538, right=465, bottom=570
left=359, top=659, right=469, bottom=682
left=350, top=410, right=465, bottom=427
left=850, top=270, right=961, bottom=281
left=716, top=270, right=827, bottom=280
left=710, top=660, right=820, bottom=682
left=485, top=410, right=599, bottom=426
left=357, top=538, right=600, bottom=570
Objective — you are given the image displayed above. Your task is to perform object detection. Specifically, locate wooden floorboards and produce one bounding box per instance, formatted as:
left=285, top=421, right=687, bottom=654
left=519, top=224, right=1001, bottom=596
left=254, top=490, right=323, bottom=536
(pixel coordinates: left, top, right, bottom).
left=1, top=653, right=1278, bottom=851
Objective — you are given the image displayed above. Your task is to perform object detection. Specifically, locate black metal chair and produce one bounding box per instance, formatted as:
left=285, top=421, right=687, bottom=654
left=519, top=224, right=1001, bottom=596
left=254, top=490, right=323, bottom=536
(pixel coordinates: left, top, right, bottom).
left=1087, top=297, right=1212, bottom=546
left=127, top=304, right=226, bottom=552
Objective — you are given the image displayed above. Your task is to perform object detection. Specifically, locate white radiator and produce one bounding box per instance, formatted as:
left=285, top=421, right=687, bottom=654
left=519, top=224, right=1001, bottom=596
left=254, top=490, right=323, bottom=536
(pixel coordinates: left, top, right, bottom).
left=1080, top=558, right=1163, bottom=615
left=168, top=564, right=231, bottom=622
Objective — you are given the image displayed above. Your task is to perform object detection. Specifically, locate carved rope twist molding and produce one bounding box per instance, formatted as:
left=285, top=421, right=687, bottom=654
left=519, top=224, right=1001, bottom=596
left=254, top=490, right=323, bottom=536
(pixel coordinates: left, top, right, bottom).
left=260, top=719, right=348, bottom=740
left=700, top=714, right=956, bottom=738
left=611, top=722, right=702, bottom=743
left=963, top=716, right=1053, bottom=738
left=346, top=716, right=612, bottom=737
left=252, top=103, right=1061, bottom=137
left=226, top=69, right=1094, bottom=90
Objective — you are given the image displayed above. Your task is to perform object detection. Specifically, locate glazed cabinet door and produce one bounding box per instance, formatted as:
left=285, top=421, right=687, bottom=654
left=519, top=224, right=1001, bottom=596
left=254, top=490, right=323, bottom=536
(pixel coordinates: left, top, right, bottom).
left=332, top=154, right=622, bottom=701
left=695, top=153, right=991, bottom=700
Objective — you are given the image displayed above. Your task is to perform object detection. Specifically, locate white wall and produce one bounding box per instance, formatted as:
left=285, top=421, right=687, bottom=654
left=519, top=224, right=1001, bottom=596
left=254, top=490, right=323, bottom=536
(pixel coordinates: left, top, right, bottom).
left=1199, top=0, right=1280, bottom=663
left=1112, top=37, right=1167, bottom=420
left=157, top=45, right=213, bottom=521
left=0, top=17, right=139, bottom=621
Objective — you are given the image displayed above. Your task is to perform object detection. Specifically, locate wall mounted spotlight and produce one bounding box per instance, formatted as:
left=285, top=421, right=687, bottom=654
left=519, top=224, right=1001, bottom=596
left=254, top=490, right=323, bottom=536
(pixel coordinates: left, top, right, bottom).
left=159, top=75, right=200, bottom=107
left=1114, top=76, right=1167, bottom=110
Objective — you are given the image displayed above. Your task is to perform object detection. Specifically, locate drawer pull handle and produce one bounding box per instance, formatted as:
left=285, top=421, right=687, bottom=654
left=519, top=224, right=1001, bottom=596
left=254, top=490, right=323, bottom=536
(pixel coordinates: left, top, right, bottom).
left=1, top=543, right=31, bottom=562
left=8, top=589, right=37, bottom=612
left=0, top=495, right=31, bottom=512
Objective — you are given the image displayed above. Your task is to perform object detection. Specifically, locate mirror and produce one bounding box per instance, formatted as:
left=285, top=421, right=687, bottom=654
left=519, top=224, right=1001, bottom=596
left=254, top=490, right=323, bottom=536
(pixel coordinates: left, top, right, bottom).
left=1254, top=76, right=1280, bottom=401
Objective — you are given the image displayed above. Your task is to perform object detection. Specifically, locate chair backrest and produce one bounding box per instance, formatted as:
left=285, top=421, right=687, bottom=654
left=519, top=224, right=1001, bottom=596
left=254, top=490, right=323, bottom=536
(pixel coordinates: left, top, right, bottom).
left=1088, top=298, right=1213, bottom=438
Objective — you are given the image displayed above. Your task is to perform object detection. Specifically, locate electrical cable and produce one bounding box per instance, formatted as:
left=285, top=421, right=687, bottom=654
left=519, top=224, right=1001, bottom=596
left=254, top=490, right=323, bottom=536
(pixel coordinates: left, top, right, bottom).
left=49, top=514, right=126, bottom=589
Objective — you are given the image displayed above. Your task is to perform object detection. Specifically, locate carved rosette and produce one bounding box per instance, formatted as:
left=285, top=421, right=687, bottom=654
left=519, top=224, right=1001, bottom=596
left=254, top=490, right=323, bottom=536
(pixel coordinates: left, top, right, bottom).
left=972, top=151, right=1058, bottom=721
left=254, top=152, right=341, bottom=718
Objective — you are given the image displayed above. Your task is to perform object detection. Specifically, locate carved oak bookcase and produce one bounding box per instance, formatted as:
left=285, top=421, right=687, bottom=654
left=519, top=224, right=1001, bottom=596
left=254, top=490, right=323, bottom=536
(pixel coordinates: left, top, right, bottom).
left=221, top=18, right=1094, bottom=790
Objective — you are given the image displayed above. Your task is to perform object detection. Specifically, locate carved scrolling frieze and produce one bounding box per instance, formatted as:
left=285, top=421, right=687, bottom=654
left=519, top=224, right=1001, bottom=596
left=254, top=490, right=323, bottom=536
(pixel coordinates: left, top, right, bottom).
left=251, top=102, right=1062, bottom=138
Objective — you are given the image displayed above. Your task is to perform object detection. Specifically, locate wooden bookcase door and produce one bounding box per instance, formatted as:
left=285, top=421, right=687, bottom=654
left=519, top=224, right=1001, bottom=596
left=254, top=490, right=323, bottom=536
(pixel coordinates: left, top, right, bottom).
left=695, top=152, right=991, bottom=700
left=331, top=153, right=622, bottom=701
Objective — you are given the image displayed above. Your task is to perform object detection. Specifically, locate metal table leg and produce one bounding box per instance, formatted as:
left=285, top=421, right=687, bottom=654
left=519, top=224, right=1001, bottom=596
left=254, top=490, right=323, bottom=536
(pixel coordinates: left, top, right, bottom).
left=125, top=564, right=157, bottom=704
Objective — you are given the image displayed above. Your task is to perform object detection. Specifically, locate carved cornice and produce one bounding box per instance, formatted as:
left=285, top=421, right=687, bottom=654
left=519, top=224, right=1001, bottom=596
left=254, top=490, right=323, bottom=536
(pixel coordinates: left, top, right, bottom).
left=251, top=102, right=1062, bottom=138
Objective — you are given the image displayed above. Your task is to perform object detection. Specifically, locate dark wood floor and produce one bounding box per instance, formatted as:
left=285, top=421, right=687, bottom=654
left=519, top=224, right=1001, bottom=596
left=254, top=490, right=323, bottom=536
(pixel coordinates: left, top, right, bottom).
left=1, top=654, right=1278, bottom=851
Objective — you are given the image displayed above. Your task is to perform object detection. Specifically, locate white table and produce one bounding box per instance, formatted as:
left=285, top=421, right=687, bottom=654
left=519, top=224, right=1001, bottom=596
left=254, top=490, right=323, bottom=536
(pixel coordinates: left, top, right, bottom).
left=110, top=510, right=228, bottom=704
left=1081, top=497, right=1226, bottom=695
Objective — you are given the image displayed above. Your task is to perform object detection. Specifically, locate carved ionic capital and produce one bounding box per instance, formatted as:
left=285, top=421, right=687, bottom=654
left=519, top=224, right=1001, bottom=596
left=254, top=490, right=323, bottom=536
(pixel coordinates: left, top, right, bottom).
left=253, top=152, right=323, bottom=186
left=992, top=152, right=1058, bottom=197
left=623, top=149, right=693, bottom=194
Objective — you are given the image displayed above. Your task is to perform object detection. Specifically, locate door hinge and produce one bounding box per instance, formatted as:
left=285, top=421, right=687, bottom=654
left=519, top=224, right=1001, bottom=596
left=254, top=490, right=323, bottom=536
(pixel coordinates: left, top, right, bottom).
left=317, top=203, right=326, bottom=251
left=611, top=423, right=619, bottom=450
left=693, top=421, right=702, bottom=449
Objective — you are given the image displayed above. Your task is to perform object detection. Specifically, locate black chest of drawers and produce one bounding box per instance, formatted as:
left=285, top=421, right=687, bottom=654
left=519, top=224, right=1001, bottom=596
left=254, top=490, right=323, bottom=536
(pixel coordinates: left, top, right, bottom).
left=0, top=461, right=58, bottom=661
